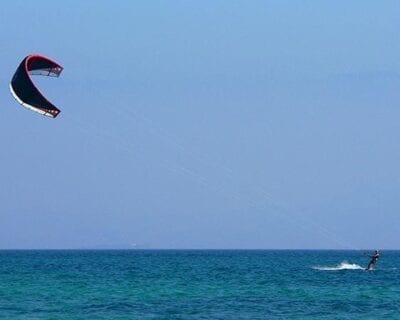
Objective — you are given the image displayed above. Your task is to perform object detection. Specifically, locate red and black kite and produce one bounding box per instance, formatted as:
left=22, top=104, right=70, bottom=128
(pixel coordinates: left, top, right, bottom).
left=10, top=54, right=63, bottom=118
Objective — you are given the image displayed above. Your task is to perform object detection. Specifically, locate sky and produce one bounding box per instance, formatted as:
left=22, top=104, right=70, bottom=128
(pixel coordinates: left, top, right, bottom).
left=0, top=1, right=400, bottom=249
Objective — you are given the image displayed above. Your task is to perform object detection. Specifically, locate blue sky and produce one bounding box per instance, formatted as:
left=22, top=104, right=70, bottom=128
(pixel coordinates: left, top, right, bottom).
left=0, top=1, right=400, bottom=249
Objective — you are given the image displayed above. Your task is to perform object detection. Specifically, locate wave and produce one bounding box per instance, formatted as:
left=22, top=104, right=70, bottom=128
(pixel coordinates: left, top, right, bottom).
left=313, top=261, right=364, bottom=271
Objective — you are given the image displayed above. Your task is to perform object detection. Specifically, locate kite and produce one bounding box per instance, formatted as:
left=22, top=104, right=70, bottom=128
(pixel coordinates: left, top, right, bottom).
left=9, top=54, right=63, bottom=118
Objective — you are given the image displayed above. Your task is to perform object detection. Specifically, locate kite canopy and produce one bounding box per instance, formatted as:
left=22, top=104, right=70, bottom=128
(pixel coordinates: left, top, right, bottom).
left=9, top=54, right=63, bottom=118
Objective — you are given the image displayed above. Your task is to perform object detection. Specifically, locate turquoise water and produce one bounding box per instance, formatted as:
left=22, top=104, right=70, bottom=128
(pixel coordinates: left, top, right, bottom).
left=0, top=250, right=399, bottom=319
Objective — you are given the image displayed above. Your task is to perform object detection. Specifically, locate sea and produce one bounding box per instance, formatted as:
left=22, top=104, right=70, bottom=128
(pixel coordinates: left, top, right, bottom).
left=0, top=250, right=399, bottom=319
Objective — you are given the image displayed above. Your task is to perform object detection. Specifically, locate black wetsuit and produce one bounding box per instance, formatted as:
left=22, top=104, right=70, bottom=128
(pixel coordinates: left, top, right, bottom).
left=367, top=254, right=379, bottom=270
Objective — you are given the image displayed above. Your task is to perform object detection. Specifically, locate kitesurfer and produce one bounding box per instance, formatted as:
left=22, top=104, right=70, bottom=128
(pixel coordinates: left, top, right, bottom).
left=366, top=250, right=380, bottom=270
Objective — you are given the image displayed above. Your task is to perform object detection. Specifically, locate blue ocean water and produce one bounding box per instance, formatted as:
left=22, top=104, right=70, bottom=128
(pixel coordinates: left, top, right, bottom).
left=0, top=250, right=399, bottom=319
